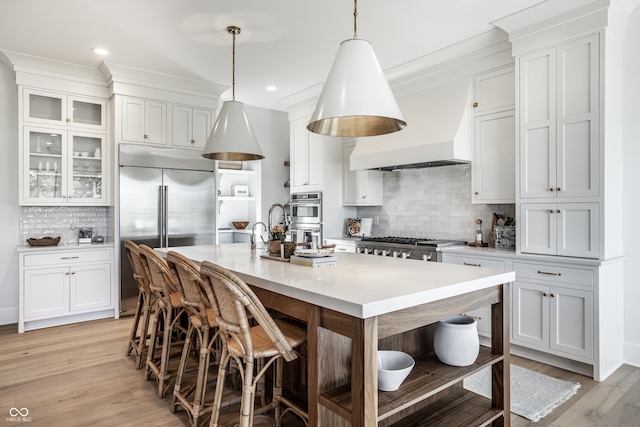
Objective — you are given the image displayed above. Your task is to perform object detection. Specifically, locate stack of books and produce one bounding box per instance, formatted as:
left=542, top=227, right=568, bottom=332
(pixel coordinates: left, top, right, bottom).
left=289, top=255, right=338, bottom=267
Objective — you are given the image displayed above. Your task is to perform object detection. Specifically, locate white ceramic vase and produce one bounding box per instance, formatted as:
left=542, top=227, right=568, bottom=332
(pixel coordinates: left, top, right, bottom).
left=433, top=315, right=479, bottom=367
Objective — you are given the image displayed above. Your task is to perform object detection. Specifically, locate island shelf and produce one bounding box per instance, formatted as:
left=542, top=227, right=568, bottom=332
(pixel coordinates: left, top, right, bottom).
left=320, top=347, right=504, bottom=426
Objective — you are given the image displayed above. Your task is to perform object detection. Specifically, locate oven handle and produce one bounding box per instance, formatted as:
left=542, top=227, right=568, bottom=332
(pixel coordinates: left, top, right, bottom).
left=289, top=201, right=321, bottom=207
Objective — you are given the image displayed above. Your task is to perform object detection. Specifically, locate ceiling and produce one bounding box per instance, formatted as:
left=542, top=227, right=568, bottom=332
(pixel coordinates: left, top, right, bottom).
left=0, top=0, right=612, bottom=111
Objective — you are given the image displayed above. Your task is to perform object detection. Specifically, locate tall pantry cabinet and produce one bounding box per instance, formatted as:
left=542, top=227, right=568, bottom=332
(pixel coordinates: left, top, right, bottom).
left=518, top=35, right=600, bottom=257
left=502, top=3, right=627, bottom=380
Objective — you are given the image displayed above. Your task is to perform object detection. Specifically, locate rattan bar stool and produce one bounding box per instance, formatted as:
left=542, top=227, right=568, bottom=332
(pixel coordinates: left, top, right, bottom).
left=124, top=240, right=155, bottom=369
left=168, top=251, right=224, bottom=427
left=200, top=261, right=308, bottom=427
left=139, top=244, right=187, bottom=398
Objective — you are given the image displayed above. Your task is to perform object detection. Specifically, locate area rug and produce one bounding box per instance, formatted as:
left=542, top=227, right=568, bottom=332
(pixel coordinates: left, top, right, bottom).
left=463, top=364, right=581, bottom=422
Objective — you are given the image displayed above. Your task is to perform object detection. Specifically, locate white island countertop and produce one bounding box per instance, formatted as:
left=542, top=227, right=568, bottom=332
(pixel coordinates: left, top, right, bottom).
left=156, top=244, right=515, bottom=319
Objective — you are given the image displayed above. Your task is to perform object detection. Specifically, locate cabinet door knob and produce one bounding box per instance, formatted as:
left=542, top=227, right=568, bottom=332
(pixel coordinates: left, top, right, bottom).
left=191, top=139, right=195, bottom=144
left=549, top=209, right=554, bottom=214
left=542, top=292, right=548, bottom=296
left=66, top=118, right=71, bottom=123
left=549, top=188, right=555, bottom=192
left=71, top=271, right=76, bottom=275
left=557, top=187, right=561, bottom=191
left=475, top=191, right=479, bottom=195
left=361, top=195, right=366, bottom=198
left=65, top=272, right=70, bottom=276
left=556, top=209, right=561, bottom=213
left=550, top=293, right=555, bottom=297
left=473, top=102, right=478, bottom=108
left=63, top=195, right=67, bottom=198
left=144, top=134, right=149, bottom=139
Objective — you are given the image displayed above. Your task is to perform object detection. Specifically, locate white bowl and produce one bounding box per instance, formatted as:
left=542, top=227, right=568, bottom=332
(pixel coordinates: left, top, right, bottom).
left=377, top=350, right=415, bottom=391
left=79, top=151, right=90, bottom=157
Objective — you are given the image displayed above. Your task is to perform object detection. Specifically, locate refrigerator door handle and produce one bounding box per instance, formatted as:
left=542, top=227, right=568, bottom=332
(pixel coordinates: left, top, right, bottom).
left=163, top=185, right=169, bottom=247
left=158, top=185, right=165, bottom=248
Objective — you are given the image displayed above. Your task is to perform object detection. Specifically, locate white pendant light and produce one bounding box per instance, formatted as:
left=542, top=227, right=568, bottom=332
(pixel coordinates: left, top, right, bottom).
left=202, top=26, right=264, bottom=161
left=307, top=0, right=406, bottom=137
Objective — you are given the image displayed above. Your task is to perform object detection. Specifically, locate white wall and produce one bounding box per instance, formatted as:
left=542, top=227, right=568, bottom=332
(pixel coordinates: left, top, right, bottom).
left=623, top=7, right=640, bottom=367
left=0, top=61, right=20, bottom=325
left=245, top=105, right=290, bottom=230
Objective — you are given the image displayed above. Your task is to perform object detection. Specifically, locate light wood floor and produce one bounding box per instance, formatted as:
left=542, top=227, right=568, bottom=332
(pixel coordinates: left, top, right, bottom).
left=1, top=317, right=639, bottom=427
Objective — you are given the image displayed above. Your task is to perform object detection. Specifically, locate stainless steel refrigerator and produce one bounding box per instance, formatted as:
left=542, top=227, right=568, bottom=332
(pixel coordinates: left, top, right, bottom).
left=119, top=144, right=216, bottom=315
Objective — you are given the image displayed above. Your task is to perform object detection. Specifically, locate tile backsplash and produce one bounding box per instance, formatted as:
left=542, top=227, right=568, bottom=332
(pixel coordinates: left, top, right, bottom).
left=356, top=164, right=515, bottom=242
left=20, top=206, right=109, bottom=245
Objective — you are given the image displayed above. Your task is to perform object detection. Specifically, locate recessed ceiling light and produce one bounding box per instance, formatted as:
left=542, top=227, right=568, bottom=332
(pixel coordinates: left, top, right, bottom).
left=92, top=47, right=109, bottom=56
left=266, top=86, right=277, bottom=91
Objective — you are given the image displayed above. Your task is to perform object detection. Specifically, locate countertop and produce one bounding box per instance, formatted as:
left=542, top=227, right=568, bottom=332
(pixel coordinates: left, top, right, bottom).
left=17, top=242, right=116, bottom=252
left=156, top=244, right=514, bottom=319
left=439, top=245, right=624, bottom=267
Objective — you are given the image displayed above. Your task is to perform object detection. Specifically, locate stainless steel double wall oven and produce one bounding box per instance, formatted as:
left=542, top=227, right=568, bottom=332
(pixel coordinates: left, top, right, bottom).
left=288, top=192, right=322, bottom=248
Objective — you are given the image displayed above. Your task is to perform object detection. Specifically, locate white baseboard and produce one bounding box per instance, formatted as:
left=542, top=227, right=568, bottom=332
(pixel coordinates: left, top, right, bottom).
left=624, top=341, right=640, bottom=368
left=0, top=306, right=18, bottom=326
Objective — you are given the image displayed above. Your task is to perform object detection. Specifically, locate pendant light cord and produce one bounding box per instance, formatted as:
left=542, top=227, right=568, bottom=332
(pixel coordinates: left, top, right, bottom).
left=231, top=28, right=236, bottom=101
left=353, top=0, right=358, bottom=39
left=227, top=26, right=241, bottom=101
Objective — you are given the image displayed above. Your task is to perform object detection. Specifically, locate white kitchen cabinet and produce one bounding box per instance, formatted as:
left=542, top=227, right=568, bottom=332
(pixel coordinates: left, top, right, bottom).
left=519, top=35, right=599, bottom=200
left=342, top=140, right=383, bottom=206
left=19, top=246, right=115, bottom=333
left=171, top=105, right=212, bottom=149
left=121, top=96, right=167, bottom=145
left=473, top=66, right=515, bottom=115
left=23, top=88, right=107, bottom=131
left=290, top=116, right=323, bottom=192
left=20, top=126, right=108, bottom=206
left=520, top=202, right=598, bottom=258
left=512, top=261, right=594, bottom=361
left=442, top=253, right=508, bottom=337
left=472, top=110, right=515, bottom=203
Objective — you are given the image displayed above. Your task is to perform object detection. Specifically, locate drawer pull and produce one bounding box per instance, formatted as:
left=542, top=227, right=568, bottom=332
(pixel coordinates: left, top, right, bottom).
left=464, top=262, right=481, bottom=267
left=538, top=271, right=561, bottom=276
left=60, top=256, right=80, bottom=260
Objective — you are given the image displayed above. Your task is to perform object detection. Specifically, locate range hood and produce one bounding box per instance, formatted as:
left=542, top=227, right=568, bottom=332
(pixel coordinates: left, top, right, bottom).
left=350, top=78, right=473, bottom=171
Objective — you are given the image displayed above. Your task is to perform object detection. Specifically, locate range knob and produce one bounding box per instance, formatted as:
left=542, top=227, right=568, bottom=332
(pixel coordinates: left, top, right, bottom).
left=392, top=251, right=399, bottom=258
left=422, top=254, right=432, bottom=261
left=364, top=248, right=370, bottom=255
left=401, top=252, right=408, bottom=259
left=373, top=249, right=380, bottom=256
left=381, top=250, right=388, bottom=257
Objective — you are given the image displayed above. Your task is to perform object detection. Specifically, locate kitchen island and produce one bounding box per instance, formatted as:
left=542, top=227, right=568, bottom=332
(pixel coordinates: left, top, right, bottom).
left=156, top=244, right=515, bottom=427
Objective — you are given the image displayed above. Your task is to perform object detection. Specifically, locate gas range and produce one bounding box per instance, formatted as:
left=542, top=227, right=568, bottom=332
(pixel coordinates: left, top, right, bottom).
left=355, top=236, right=467, bottom=262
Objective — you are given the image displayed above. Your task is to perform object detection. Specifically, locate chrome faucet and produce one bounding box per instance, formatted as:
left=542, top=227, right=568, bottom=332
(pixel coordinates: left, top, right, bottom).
left=250, top=222, right=267, bottom=250
left=268, top=203, right=288, bottom=235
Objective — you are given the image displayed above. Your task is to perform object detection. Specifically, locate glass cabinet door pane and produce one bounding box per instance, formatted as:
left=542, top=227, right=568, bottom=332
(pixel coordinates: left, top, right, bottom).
left=72, top=100, right=103, bottom=127
left=27, top=130, right=63, bottom=199
left=71, top=134, right=103, bottom=200
left=29, top=93, right=63, bottom=122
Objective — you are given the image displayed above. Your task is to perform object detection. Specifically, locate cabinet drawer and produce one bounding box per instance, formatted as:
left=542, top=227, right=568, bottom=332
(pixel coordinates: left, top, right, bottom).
left=23, top=249, right=112, bottom=267
left=513, top=262, right=594, bottom=287
left=444, top=255, right=505, bottom=270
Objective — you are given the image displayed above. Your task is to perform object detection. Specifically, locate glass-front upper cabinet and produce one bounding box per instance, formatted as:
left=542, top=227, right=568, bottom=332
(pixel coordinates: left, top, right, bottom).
left=23, top=88, right=107, bottom=131
left=22, top=126, right=107, bottom=205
